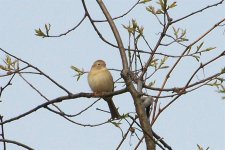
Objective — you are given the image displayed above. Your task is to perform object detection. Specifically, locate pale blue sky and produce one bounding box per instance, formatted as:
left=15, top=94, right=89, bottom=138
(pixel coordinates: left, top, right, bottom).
left=0, top=0, right=225, bottom=150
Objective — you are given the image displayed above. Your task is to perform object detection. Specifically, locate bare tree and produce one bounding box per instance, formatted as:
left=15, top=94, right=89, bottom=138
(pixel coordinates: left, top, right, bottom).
left=0, top=0, right=225, bottom=150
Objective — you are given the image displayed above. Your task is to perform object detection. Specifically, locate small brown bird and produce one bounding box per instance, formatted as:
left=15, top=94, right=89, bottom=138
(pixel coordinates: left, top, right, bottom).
left=88, top=60, right=120, bottom=119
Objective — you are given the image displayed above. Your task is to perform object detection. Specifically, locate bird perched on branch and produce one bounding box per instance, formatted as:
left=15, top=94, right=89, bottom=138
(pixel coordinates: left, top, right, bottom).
left=88, top=60, right=120, bottom=119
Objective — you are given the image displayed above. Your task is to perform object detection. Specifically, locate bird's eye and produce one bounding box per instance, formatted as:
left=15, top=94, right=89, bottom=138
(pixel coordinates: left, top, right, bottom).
left=97, top=63, right=100, bottom=66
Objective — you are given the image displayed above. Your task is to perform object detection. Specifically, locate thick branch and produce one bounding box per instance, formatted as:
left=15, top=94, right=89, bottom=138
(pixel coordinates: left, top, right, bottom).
left=0, top=88, right=127, bottom=125
left=96, top=0, right=155, bottom=149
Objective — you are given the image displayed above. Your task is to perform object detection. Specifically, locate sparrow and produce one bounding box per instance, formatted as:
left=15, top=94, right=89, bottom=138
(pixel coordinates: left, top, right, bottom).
left=88, top=60, right=120, bottom=119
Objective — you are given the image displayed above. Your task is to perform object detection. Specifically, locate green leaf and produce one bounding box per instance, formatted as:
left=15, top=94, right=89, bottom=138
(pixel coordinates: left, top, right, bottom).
left=180, top=38, right=189, bottom=42
left=149, top=58, right=158, bottom=68
left=196, top=42, right=204, bottom=52
left=207, top=80, right=221, bottom=89
left=155, top=9, right=163, bottom=14
left=192, top=55, right=200, bottom=62
left=148, top=80, right=156, bottom=87
left=157, top=0, right=167, bottom=11
left=137, top=26, right=144, bottom=35
left=0, top=65, right=6, bottom=71
left=71, top=65, right=84, bottom=81
left=146, top=6, right=156, bottom=14
left=139, top=0, right=151, bottom=4
left=122, top=24, right=134, bottom=34
left=111, top=121, right=121, bottom=127
left=197, top=144, right=204, bottom=150
left=1, top=55, right=19, bottom=72
left=121, top=113, right=129, bottom=118
left=221, top=67, right=225, bottom=73
left=71, top=66, right=82, bottom=73
left=158, top=56, right=168, bottom=69
left=6, top=55, right=12, bottom=65
left=35, top=28, right=46, bottom=37
left=197, top=144, right=210, bottom=150
left=180, top=29, right=187, bottom=38
left=201, top=47, right=216, bottom=52
left=172, top=26, right=179, bottom=39
left=168, top=2, right=177, bottom=9
left=159, top=66, right=169, bottom=69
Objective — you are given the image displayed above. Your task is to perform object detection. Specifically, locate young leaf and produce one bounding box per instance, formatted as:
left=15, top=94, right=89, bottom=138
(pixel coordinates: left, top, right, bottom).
left=71, top=65, right=84, bottom=81
left=35, top=28, right=46, bottom=37
left=168, top=2, right=177, bottom=9
left=71, top=66, right=82, bottom=73
left=123, top=24, right=134, bottom=34
left=139, top=0, right=151, bottom=4
left=221, top=67, right=225, bottom=73
left=148, top=80, right=156, bottom=87
left=6, top=55, right=12, bottom=65
left=201, top=47, right=216, bottom=52
left=111, top=121, right=121, bottom=128
left=196, top=42, right=204, bottom=52
left=192, top=55, right=200, bottom=62
left=146, top=6, right=157, bottom=14
left=197, top=144, right=204, bottom=150
left=172, top=27, right=179, bottom=39
left=156, top=0, right=167, bottom=11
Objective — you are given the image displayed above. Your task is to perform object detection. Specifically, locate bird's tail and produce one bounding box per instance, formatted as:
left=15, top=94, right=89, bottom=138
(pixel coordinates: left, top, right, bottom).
left=105, top=98, right=120, bottom=119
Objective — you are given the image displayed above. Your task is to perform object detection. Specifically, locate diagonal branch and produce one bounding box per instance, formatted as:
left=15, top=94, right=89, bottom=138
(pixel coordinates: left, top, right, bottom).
left=0, top=48, right=71, bottom=95
left=151, top=18, right=225, bottom=122
left=46, top=13, right=87, bottom=37
left=96, top=0, right=155, bottom=149
left=94, top=0, right=141, bottom=22
left=0, top=139, right=34, bottom=150
left=172, top=0, right=225, bottom=24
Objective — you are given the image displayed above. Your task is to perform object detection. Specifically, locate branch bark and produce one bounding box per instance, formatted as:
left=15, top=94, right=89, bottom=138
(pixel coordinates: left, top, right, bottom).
left=96, top=0, right=155, bottom=149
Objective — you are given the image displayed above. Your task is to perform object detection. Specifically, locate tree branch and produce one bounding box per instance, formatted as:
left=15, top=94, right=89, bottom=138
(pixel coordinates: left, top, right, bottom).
left=0, top=88, right=127, bottom=125
left=172, top=0, right=225, bottom=24
left=0, top=116, right=6, bottom=150
left=96, top=0, right=155, bottom=149
left=46, top=13, right=87, bottom=37
left=0, top=48, right=71, bottom=95
left=93, top=0, right=141, bottom=22
left=0, top=139, right=34, bottom=150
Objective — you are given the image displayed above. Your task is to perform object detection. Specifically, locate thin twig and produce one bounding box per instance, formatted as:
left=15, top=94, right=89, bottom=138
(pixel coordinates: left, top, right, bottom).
left=172, top=0, right=225, bottom=24
left=0, top=48, right=71, bottom=95
left=0, top=74, right=15, bottom=98
left=46, top=13, right=87, bottom=37
left=81, top=0, right=119, bottom=48
left=94, top=0, right=141, bottom=22
left=152, top=51, right=225, bottom=125
left=0, top=139, right=34, bottom=150
left=151, top=18, right=225, bottom=124
left=46, top=106, right=109, bottom=127
left=0, top=116, right=6, bottom=150
left=49, top=99, right=100, bottom=117
left=116, top=117, right=136, bottom=150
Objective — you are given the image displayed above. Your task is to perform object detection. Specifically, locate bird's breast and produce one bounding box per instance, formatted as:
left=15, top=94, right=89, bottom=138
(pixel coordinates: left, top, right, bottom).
left=88, top=69, right=113, bottom=92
